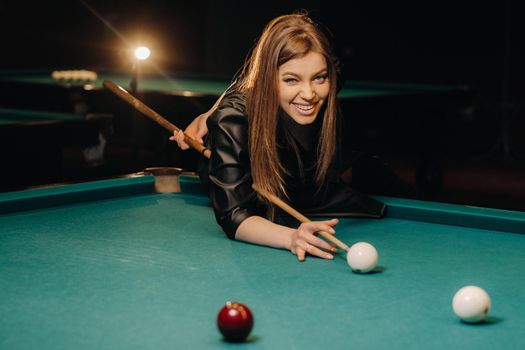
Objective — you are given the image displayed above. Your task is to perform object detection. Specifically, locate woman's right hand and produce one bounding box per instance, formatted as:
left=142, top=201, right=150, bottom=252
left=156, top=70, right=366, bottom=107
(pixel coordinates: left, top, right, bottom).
left=169, top=111, right=210, bottom=149
left=289, top=219, right=339, bottom=261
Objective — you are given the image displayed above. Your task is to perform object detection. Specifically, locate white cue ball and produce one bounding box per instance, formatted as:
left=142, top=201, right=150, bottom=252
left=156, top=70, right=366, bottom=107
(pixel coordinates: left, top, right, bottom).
left=346, top=242, right=378, bottom=273
left=452, top=285, right=491, bottom=323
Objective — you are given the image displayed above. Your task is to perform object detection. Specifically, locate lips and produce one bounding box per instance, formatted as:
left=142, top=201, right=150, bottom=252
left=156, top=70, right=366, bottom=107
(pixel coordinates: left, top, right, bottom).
left=293, top=102, right=316, bottom=115
left=294, top=104, right=314, bottom=110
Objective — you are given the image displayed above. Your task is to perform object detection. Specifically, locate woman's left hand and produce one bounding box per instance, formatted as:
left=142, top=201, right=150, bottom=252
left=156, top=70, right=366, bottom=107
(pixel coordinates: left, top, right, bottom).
left=289, top=219, right=339, bottom=261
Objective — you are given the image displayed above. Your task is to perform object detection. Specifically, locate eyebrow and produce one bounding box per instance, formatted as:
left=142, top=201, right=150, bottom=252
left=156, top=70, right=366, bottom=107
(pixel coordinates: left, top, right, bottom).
left=280, top=68, right=328, bottom=77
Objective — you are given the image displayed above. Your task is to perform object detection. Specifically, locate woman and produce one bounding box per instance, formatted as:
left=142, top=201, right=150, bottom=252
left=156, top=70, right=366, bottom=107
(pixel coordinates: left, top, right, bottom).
left=173, top=13, right=386, bottom=261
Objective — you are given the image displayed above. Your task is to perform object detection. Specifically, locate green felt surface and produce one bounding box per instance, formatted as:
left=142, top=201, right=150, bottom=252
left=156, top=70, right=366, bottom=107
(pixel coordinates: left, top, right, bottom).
left=0, top=70, right=463, bottom=99
left=1, top=176, right=524, bottom=349
left=0, top=107, right=81, bottom=125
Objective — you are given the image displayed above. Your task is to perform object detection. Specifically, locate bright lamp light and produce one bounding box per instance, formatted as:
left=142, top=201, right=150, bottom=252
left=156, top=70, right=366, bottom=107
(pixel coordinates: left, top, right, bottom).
left=134, top=46, right=151, bottom=60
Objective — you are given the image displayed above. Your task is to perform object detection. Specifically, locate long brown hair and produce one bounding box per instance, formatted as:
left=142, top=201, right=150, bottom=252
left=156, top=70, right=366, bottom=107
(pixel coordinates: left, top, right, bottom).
left=238, top=13, right=339, bottom=207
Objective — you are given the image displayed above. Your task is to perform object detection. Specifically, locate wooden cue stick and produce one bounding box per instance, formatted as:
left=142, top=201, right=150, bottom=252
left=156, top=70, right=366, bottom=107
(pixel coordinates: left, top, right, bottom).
left=102, top=80, right=211, bottom=158
left=103, top=79, right=349, bottom=252
left=252, top=184, right=349, bottom=252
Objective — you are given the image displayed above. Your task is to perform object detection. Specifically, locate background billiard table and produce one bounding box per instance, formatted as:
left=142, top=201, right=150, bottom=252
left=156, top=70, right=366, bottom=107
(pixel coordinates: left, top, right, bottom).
left=0, top=69, right=472, bottom=196
left=0, top=107, right=112, bottom=190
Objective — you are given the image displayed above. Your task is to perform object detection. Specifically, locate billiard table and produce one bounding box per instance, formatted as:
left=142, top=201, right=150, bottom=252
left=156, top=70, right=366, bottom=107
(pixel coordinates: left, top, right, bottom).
left=1, top=174, right=523, bottom=349
left=0, top=69, right=473, bottom=193
left=0, top=107, right=111, bottom=190
left=0, top=69, right=468, bottom=105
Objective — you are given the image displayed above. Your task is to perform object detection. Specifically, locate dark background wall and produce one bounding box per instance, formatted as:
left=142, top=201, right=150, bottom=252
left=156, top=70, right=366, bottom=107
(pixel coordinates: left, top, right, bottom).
left=1, top=0, right=521, bottom=97
left=0, top=0, right=523, bottom=210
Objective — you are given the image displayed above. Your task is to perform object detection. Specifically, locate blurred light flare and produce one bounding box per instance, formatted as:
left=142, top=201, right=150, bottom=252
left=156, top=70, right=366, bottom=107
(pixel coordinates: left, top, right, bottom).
left=134, top=46, right=151, bottom=60
left=80, top=0, right=223, bottom=99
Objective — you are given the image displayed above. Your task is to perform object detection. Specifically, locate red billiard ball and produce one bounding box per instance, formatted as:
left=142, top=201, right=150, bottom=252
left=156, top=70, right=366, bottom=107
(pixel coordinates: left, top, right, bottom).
left=217, top=301, right=254, bottom=342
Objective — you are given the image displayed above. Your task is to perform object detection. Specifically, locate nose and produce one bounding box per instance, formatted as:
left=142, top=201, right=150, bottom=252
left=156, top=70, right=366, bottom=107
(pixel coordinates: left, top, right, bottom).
left=300, top=82, right=316, bottom=100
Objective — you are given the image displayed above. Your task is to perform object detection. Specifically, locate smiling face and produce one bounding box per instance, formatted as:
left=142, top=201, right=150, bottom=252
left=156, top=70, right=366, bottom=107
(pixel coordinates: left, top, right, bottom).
left=277, top=51, right=330, bottom=125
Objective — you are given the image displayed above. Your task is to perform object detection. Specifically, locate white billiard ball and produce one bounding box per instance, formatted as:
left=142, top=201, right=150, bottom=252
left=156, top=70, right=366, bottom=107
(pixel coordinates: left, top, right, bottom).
left=452, top=285, right=491, bottom=323
left=346, top=242, right=378, bottom=273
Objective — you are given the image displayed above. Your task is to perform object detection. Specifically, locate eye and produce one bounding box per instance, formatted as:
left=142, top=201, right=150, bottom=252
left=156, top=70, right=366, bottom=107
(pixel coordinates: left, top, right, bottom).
left=314, top=75, right=328, bottom=83
left=283, top=77, right=298, bottom=84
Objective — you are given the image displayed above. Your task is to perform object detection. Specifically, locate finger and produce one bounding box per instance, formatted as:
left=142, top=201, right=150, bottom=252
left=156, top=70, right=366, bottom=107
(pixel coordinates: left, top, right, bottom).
left=175, top=131, right=191, bottom=150
left=175, top=130, right=184, bottom=141
left=169, top=131, right=178, bottom=141
left=305, top=241, right=334, bottom=259
left=301, top=222, right=336, bottom=235
left=297, top=248, right=306, bottom=262
left=309, top=235, right=338, bottom=253
left=319, top=218, right=339, bottom=229
left=327, top=218, right=339, bottom=225
left=314, top=219, right=340, bottom=235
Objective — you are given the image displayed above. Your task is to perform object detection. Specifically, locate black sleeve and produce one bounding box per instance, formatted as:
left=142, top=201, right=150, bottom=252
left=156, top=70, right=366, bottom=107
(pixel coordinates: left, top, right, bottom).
left=206, top=99, right=260, bottom=239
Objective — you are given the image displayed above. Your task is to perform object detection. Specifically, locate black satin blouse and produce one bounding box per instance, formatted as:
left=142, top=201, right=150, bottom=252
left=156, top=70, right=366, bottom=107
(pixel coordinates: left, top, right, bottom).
left=203, top=90, right=385, bottom=239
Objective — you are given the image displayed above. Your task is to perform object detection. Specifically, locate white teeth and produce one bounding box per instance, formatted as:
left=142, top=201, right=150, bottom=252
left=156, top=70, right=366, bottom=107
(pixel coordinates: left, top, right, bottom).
left=294, top=104, right=314, bottom=111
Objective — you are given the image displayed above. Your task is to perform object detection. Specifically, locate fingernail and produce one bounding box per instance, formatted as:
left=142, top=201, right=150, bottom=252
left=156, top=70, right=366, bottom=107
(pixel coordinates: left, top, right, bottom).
left=329, top=228, right=335, bottom=234
left=326, top=254, right=333, bottom=259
